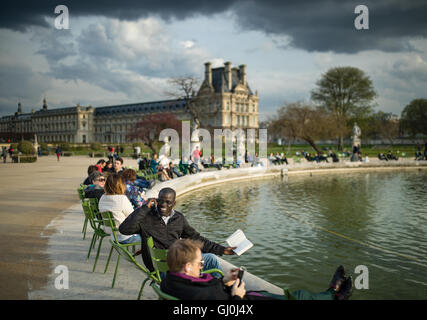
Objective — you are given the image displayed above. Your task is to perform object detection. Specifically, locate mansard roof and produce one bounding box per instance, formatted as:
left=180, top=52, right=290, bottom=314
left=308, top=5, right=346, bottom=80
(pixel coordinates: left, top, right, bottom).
left=94, top=98, right=187, bottom=116
left=211, top=67, right=254, bottom=95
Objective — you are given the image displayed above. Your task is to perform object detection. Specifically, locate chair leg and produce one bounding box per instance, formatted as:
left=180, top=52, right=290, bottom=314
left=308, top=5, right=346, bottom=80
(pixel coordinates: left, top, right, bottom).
left=87, top=234, right=97, bottom=261
left=112, top=254, right=121, bottom=288
left=92, top=236, right=104, bottom=272
left=82, top=217, right=88, bottom=239
left=92, top=234, right=98, bottom=250
left=138, top=277, right=150, bottom=300
left=104, top=246, right=114, bottom=274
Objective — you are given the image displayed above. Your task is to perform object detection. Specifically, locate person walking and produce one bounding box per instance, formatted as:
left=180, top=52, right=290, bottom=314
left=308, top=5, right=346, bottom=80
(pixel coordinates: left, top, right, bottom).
left=55, top=146, right=62, bottom=162
left=2, top=147, right=7, bottom=163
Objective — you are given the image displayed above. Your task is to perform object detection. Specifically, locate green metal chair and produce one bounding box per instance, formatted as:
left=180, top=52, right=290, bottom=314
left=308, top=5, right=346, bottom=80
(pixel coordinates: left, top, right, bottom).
left=78, top=185, right=88, bottom=238
left=100, top=211, right=146, bottom=291
left=81, top=199, right=106, bottom=267
left=83, top=201, right=110, bottom=272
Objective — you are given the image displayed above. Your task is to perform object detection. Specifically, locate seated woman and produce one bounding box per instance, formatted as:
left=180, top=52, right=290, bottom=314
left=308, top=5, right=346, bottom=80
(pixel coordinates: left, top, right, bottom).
left=386, top=151, right=398, bottom=160
left=84, top=171, right=106, bottom=202
left=378, top=153, right=388, bottom=161
left=103, top=160, right=115, bottom=173
left=157, top=164, right=172, bottom=182
left=160, top=239, right=353, bottom=300
left=269, top=153, right=279, bottom=165
left=167, top=161, right=183, bottom=178
left=121, top=169, right=147, bottom=209
left=98, top=173, right=141, bottom=244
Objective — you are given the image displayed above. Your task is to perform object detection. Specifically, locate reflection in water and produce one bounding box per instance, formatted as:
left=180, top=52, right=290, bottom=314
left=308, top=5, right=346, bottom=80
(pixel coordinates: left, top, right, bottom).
left=176, top=170, right=427, bottom=299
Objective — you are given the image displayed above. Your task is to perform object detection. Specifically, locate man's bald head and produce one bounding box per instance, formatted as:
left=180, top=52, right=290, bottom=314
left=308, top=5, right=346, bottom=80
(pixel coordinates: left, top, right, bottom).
left=159, top=187, right=176, bottom=201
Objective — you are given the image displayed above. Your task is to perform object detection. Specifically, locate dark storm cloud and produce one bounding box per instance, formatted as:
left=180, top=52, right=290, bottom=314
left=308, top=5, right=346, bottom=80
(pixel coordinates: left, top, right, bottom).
left=233, top=0, right=427, bottom=53
left=0, top=0, right=234, bottom=31
left=1, top=1, right=426, bottom=53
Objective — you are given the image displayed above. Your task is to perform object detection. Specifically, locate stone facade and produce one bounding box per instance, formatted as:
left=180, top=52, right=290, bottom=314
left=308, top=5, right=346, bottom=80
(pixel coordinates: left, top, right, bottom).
left=0, top=62, right=259, bottom=143
left=197, top=61, right=259, bottom=129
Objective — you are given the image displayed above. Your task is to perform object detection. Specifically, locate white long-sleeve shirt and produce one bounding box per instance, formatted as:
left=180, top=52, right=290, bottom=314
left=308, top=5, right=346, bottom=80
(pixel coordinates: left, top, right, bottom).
left=99, top=194, right=136, bottom=242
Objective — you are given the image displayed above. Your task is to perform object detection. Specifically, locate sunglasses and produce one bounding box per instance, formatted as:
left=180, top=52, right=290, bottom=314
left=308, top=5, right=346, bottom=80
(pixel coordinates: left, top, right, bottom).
left=97, top=178, right=106, bottom=182
left=195, top=260, right=204, bottom=267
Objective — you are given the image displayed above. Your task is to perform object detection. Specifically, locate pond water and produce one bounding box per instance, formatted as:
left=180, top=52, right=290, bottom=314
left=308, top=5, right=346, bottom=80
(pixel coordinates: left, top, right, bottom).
left=176, top=170, right=427, bottom=299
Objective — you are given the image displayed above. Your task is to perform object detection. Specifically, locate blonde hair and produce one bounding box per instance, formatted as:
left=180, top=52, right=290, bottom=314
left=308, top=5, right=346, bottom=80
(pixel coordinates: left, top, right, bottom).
left=167, top=239, right=203, bottom=273
left=104, top=173, right=126, bottom=195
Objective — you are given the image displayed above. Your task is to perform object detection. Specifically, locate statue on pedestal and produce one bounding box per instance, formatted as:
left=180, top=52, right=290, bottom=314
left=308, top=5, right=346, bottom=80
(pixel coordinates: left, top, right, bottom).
left=352, top=122, right=361, bottom=150
left=351, top=123, right=362, bottom=161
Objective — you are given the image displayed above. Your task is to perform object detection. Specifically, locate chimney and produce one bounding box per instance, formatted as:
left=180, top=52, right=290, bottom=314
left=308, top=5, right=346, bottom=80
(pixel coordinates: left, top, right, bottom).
left=204, top=62, right=212, bottom=87
left=43, top=97, right=48, bottom=110
left=224, top=61, right=232, bottom=91
left=239, top=64, right=246, bottom=86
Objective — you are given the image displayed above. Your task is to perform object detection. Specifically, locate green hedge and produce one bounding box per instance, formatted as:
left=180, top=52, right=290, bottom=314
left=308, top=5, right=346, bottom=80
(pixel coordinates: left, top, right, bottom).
left=19, top=156, right=37, bottom=163
left=90, top=142, right=102, bottom=151
left=18, top=140, right=35, bottom=155
left=12, top=155, right=37, bottom=163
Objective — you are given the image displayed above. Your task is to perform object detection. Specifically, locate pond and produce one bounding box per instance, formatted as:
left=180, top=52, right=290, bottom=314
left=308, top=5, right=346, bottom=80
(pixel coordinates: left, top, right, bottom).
left=176, top=170, right=427, bottom=299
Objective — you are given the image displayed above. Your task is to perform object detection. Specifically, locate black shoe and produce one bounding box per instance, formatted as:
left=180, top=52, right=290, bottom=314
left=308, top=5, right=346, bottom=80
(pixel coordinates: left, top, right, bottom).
left=329, top=265, right=346, bottom=292
left=335, top=276, right=353, bottom=300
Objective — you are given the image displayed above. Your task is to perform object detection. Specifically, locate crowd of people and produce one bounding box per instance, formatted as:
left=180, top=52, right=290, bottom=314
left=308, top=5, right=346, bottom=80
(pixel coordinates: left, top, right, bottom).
left=1, top=146, right=15, bottom=163
left=378, top=151, right=399, bottom=161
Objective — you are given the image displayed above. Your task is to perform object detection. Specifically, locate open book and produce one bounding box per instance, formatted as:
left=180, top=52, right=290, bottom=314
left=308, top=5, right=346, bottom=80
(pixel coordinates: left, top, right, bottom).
left=226, top=229, right=253, bottom=256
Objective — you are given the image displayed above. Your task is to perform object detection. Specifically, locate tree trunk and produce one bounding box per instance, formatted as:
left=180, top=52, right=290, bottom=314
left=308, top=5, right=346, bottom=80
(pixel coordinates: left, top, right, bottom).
left=338, top=135, right=344, bottom=151
left=304, top=137, right=321, bottom=154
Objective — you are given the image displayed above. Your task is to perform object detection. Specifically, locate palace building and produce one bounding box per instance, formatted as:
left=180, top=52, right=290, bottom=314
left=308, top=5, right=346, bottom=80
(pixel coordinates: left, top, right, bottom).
left=0, top=62, right=259, bottom=143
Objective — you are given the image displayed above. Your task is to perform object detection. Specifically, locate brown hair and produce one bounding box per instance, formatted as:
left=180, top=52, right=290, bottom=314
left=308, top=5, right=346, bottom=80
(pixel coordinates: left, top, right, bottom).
left=104, top=173, right=126, bottom=195
left=87, top=165, right=98, bottom=175
left=122, top=168, right=137, bottom=182
left=167, top=239, right=203, bottom=273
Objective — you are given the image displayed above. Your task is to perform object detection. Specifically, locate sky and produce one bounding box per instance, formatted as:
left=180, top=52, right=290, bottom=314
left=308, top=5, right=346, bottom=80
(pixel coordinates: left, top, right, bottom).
left=0, top=0, right=426, bottom=121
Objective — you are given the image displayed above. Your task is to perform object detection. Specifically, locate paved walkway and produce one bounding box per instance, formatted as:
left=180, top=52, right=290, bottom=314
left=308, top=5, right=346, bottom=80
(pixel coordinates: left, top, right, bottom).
left=0, top=155, right=139, bottom=299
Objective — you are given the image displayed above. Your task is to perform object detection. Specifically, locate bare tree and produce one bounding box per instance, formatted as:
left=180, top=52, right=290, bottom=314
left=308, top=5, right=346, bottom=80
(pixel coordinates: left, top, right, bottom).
left=165, top=76, right=222, bottom=131
left=271, top=102, right=337, bottom=154
left=126, top=112, right=182, bottom=154
left=375, top=111, right=400, bottom=145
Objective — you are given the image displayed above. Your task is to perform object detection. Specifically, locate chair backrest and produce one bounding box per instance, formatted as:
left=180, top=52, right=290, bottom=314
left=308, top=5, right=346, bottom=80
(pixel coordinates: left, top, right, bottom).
left=99, top=211, right=148, bottom=270
left=77, top=185, right=86, bottom=200
left=88, top=197, right=100, bottom=218
left=82, top=199, right=98, bottom=230
left=147, top=236, right=169, bottom=280
left=99, top=211, right=120, bottom=241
